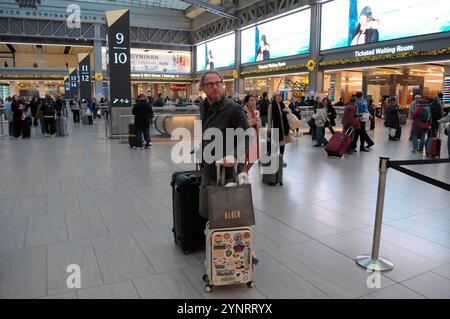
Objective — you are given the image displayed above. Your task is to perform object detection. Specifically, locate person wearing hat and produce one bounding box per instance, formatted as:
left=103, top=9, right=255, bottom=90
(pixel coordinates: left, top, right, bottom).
left=132, top=93, right=154, bottom=149
left=351, top=6, right=379, bottom=46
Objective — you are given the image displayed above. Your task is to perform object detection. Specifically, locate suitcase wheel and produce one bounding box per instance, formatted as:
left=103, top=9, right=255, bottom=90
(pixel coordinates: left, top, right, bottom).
left=204, top=284, right=213, bottom=293
left=279, top=182, right=283, bottom=186
left=202, top=274, right=209, bottom=283
left=247, top=281, right=255, bottom=288
left=183, top=249, right=191, bottom=255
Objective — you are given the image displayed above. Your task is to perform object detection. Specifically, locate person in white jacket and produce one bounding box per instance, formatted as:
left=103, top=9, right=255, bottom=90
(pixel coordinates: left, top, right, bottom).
left=438, top=112, right=450, bottom=158
left=313, top=102, right=328, bottom=147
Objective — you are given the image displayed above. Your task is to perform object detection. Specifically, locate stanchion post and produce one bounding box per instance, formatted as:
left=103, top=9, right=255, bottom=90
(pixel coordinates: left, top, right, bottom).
left=356, top=156, right=394, bottom=271
left=0, top=111, right=5, bottom=137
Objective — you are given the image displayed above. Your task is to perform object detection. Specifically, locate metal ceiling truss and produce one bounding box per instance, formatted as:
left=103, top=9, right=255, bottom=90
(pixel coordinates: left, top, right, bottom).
left=0, top=17, right=191, bottom=47
left=0, top=17, right=96, bottom=40
left=193, top=0, right=309, bottom=43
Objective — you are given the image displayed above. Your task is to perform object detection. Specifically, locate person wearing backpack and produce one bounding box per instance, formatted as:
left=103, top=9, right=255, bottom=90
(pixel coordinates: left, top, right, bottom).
left=41, top=95, right=56, bottom=137
left=411, top=101, right=431, bottom=153
left=430, top=97, right=444, bottom=138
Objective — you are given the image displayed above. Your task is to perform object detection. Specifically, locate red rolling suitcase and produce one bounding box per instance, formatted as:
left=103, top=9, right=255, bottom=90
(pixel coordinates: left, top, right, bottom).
left=426, top=125, right=442, bottom=158
left=324, top=128, right=354, bottom=157
left=426, top=138, right=441, bottom=158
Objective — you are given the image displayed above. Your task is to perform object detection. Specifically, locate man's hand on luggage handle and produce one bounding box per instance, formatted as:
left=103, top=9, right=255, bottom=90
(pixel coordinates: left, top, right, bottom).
left=216, top=155, right=237, bottom=168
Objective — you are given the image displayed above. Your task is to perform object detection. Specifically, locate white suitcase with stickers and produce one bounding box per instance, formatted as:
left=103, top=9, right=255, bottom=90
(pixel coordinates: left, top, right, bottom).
left=203, top=223, right=255, bottom=292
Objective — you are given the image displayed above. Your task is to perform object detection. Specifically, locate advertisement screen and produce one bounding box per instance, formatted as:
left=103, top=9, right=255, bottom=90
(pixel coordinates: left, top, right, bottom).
left=102, top=48, right=191, bottom=73
left=321, top=0, right=450, bottom=51
left=195, top=33, right=236, bottom=72
left=241, top=9, right=311, bottom=64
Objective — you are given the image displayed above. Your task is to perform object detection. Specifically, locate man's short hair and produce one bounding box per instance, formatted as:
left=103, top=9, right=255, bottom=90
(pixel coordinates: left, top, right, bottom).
left=200, top=70, right=223, bottom=86
left=262, top=92, right=268, bottom=98
left=355, top=92, right=363, bottom=98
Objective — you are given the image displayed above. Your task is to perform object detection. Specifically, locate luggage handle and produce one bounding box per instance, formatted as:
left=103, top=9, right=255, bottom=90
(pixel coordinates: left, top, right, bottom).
left=216, top=163, right=238, bottom=186
left=345, top=127, right=354, bottom=136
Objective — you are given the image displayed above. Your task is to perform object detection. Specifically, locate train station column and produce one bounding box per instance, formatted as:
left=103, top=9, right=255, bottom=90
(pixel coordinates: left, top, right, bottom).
left=93, top=24, right=104, bottom=101
left=308, top=2, right=324, bottom=96
left=234, top=29, right=244, bottom=96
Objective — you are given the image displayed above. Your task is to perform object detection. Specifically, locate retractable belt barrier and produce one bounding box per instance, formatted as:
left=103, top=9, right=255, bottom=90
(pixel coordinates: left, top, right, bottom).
left=356, top=157, right=450, bottom=272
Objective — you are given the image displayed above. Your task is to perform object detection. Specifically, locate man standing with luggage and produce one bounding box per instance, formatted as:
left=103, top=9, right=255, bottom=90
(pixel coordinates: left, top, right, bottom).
left=41, top=95, right=56, bottom=137
left=132, top=94, right=154, bottom=149
left=198, top=70, right=249, bottom=219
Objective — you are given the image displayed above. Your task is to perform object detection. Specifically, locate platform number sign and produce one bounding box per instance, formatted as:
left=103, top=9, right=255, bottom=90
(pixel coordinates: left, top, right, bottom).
left=106, top=9, right=131, bottom=107
left=78, top=55, right=92, bottom=103
left=64, top=78, right=71, bottom=99
left=69, top=69, right=79, bottom=99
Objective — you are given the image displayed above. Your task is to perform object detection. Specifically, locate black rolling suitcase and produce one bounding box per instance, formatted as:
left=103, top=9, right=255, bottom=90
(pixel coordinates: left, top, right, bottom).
left=262, top=133, right=283, bottom=186
left=128, top=123, right=139, bottom=148
left=395, top=126, right=402, bottom=140
left=171, top=170, right=207, bottom=254
left=22, top=117, right=31, bottom=138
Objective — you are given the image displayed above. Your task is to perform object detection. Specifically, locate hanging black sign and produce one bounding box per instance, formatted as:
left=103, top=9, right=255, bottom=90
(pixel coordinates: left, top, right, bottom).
left=64, top=78, right=71, bottom=99
left=78, top=54, right=92, bottom=103
left=106, top=9, right=131, bottom=108
left=69, top=68, right=79, bottom=99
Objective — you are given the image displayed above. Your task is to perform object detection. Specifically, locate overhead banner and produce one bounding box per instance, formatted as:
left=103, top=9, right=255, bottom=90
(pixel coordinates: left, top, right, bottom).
left=106, top=9, right=131, bottom=107
left=195, top=33, right=235, bottom=72
left=69, top=68, right=78, bottom=99
left=241, top=9, right=311, bottom=64
left=321, top=0, right=450, bottom=51
left=64, top=77, right=71, bottom=99
left=78, top=53, right=92, bottom=103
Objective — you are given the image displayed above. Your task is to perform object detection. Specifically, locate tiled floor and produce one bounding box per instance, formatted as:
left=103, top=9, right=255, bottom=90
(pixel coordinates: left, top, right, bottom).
left=0, top=117, right=449, bottom=299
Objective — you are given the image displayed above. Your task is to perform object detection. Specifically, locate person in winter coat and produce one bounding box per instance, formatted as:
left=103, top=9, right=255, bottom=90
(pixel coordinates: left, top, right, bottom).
left=243, top=94, right=261, bottom=171
left=342, top=97, right=360, bottom=154
left=288, top=97, right=302, bottom=136
left=132, top=94, right=154, bottom=149
left=268, top=91, right=291, bottom=167
left=351, top=6, right=379, bottom=46
left=411, top=101, right=432, bottom=153
left=257, top=92, right=269, bottom=128
left=408, top=95, right=421, bottom=140
left=312, top=102, right=328, bottom=147
left=323, top=97, right=336, bottom=135
left=11, top=95, right=23, bottom=138
left=429, top=97, right=444, bottom=138
left=197, top=70, right=249, bottom=219
left=41, top=95, right=56, bottom=137
left=384, top=97, right=400, bottom=140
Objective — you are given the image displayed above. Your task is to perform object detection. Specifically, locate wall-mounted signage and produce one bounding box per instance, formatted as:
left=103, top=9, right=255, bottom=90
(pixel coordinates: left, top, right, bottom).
left=103, top=48, right=191, bottom=73
left=257, top=62, right=287, bottom=70
left=321, top=0, right=450, bottom=51
left=195, top=33, right=235, bottom=72
left=241, top=9, right=311, bottom=64
left=354, top=44, right=415, bottom=57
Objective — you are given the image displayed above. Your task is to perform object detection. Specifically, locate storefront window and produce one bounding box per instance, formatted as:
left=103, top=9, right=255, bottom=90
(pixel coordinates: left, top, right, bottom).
left=244, top=73, right=308, bottom=99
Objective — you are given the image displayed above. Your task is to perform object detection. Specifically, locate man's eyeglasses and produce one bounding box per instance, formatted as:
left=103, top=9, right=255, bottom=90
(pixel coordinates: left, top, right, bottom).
left=202, top=81, right=223, bottom=89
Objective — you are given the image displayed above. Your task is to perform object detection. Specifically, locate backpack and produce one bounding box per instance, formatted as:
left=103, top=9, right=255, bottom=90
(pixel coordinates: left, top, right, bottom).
left=420, top=106, right=430, bottom=122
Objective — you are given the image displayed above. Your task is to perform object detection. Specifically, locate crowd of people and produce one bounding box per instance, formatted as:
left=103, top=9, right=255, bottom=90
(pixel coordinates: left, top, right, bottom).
left=2, top=94, right=103, bottom=138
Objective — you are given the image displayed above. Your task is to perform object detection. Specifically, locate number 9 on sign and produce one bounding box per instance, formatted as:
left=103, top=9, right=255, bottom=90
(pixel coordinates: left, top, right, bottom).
left=116, top=33, right=124, bottom=44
